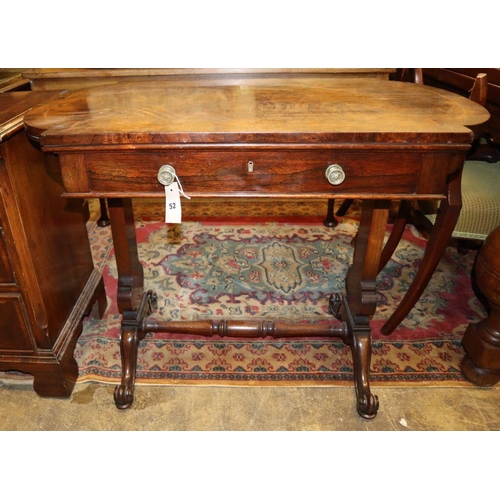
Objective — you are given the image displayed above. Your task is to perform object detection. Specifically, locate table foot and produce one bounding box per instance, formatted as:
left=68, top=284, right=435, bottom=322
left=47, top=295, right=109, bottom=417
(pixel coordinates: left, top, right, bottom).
left=330, top=293, right=379, bottom=419
left=114, top=382, right=135, bottom=410
left=114, top=290, right=158, bottom=410
left=356, top=393, right=380, bottom=420
left=351, top=327, right=379, bottom=419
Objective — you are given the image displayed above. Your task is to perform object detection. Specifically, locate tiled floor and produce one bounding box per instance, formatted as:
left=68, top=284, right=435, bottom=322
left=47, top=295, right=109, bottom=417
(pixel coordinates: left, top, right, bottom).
left=1, top=380, right=500, bottom=430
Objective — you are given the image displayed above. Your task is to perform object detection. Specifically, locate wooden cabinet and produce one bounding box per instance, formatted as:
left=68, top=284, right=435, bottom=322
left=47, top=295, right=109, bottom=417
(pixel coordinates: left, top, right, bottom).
left=0, top=91, right=106, bottom=397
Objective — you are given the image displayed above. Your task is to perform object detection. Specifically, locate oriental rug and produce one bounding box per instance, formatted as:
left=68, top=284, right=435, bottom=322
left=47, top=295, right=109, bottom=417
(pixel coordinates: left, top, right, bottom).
left=72, top=199, right=486, bottom=388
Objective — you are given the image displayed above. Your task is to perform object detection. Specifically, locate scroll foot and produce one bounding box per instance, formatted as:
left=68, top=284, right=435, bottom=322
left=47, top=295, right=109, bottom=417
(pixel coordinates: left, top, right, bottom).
left=114, top=290, right=158, bottom=410
left=356, top=393, right=379, bottom=420
left=114, top=384, right=135, bottom=410
left=332, top=294, right=379, bottom=419
left=351, top=330, right=379, bottom=419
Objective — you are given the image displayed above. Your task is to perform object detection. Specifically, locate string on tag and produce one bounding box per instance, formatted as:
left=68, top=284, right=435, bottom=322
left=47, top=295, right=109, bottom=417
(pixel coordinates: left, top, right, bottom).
left=164, top=174, right=191, bottom=223
left=174, top=173, right=191, bottom=200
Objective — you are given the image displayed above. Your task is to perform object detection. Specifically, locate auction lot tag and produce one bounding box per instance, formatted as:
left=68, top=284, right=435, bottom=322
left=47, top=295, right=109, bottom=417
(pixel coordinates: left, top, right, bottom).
left=165, top=182, right=182, bottom=223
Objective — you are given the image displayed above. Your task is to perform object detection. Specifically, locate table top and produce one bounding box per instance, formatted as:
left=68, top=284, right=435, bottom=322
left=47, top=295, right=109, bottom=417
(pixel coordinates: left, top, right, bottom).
left=0, top=91, right=62, bottom=142
left=23, top=79, right=490, bottom=149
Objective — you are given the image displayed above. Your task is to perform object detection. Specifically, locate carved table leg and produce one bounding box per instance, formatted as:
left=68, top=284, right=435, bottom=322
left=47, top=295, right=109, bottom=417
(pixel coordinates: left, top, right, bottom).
left=107, top=198, right=149, bottom=408
left=107, top=198, right=144, bottom=313
left=114, top=290, right=158, bottom=409
left=381, top=173, right=462, bottom=334
left=334, top=200, right=390, bottom=418
left=351, top=324, right=379, bottom=418
left=461, top=225, right=500, bottom=386
left=331, top=294, right=379, bottom=418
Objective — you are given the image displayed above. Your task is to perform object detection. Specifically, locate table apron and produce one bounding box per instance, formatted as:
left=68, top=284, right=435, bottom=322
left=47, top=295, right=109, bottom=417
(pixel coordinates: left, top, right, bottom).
left=55, top=149, right=467, bottom=198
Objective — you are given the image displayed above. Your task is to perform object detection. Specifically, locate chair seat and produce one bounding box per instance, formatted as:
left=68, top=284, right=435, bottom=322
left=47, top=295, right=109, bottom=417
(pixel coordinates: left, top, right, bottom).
left=422, top=160, right=500, bottom=241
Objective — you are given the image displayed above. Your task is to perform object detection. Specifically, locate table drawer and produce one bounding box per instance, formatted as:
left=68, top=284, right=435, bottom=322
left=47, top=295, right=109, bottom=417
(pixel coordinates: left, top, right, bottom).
left=81, top=150, right=422, bottom=196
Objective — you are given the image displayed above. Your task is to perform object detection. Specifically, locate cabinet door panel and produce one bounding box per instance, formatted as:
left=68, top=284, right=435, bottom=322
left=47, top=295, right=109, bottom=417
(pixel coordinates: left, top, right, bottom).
left=0, top=230, right=16, bottom=285
left=0, top=294, right=35, bottom=350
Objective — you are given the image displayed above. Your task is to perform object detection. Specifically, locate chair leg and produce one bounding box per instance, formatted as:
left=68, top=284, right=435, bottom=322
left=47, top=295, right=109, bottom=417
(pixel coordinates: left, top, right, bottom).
left=323, top=199, right=338, bottom=227
left=97, top=198, right=111, bottom=227
left=381, top=176, right=462, bottom=335
left=378, top=201, right=410, bottom=273
left=337, top=199, right=354, bottom=217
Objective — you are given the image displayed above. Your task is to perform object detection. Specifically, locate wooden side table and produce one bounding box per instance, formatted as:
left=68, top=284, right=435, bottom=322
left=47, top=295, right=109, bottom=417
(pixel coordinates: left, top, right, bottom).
left=23, top=79, right=489, bottom=417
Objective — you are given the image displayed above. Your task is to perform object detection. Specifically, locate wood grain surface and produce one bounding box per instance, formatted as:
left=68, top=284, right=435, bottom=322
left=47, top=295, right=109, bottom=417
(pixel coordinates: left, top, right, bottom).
left=24, top=79, right=490, bottom=148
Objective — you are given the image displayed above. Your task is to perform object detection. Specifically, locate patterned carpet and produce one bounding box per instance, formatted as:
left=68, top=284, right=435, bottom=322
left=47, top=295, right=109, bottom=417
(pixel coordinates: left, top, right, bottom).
left=73, top=198, right=486, bottom=387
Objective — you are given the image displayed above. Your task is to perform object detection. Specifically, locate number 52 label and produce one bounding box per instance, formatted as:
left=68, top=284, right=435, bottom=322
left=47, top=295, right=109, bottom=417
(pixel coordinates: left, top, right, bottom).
left=165, top=182, right=182, bottom=223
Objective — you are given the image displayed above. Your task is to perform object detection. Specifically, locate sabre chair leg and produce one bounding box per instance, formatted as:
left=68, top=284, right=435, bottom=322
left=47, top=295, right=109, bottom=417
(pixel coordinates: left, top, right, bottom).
left=378, top=200, right=410, bottom=273
left=97, top=198, right=110, bottom=227
left=381, top=175, right=462, bottom=335
left=337, top=199, right=354, bottom=217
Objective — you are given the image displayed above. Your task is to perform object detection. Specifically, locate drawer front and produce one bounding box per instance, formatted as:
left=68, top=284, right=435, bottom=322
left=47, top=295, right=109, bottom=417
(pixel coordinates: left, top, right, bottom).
left=82, top=150, right=422, bottom=197
left=0, top=294, right=35, bottom=351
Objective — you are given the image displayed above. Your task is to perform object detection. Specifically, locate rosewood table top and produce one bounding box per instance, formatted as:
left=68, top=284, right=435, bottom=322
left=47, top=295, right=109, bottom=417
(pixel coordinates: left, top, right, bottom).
left=24, top=79, right=489, bottom=147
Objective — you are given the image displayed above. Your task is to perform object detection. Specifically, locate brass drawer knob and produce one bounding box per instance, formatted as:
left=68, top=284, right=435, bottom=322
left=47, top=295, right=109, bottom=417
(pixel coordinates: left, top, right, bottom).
left=325, top=164, right=346, bottom=186
left=157, top=164, right=177, bottom=186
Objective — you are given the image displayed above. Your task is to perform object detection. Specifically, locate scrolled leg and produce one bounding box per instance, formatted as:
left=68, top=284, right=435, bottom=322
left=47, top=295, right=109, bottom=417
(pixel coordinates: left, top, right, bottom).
left=114, top=290, right=158, bottom=410
left=332, top=294, right=379, bottom=419
left=351, top=328, right=379, bottom=419
left=114, top=326, right=140, bottom=410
